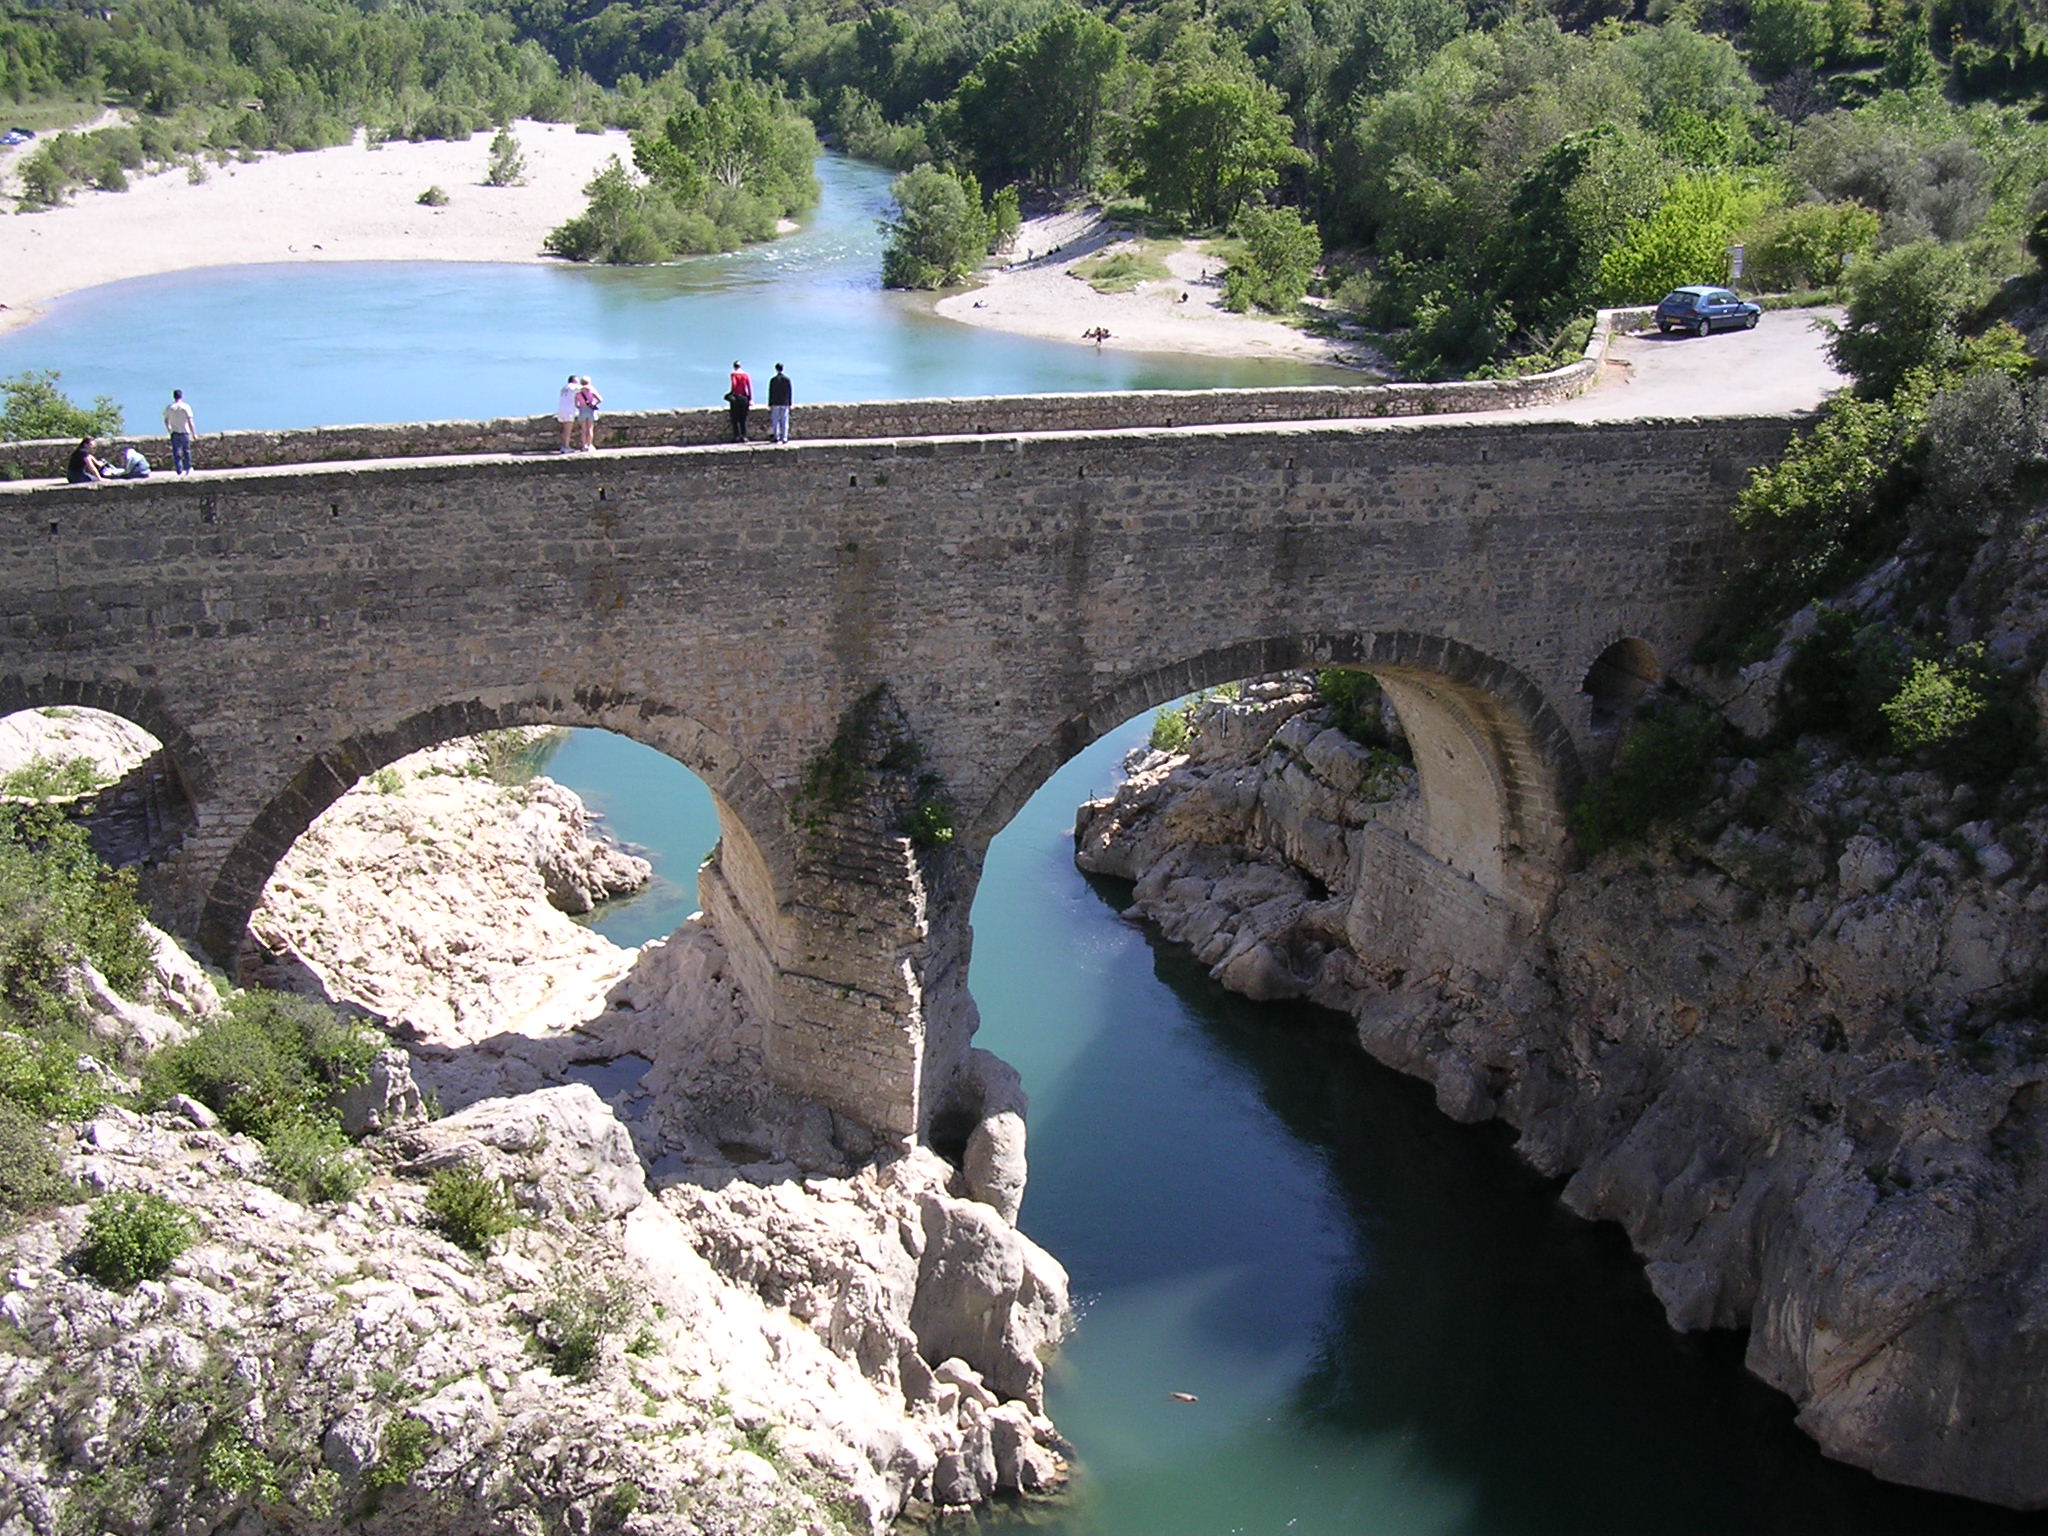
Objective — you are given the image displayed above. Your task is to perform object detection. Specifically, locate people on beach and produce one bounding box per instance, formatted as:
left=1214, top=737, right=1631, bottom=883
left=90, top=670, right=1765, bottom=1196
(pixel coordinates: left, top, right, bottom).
left=65, top=437, right=106, bottom=483
left=162, top=388, right=195, bottom=475
left=726, top=360, right=752, bottom=442
left=108, top=444, right=150, bottom=479
left=767, top=363, right=792, bottom=444
left=574, top=375, right=602, bottom=451
left=556, top=374, right=579, bottom=453
left=1084, top=326, right=1111, bottom=346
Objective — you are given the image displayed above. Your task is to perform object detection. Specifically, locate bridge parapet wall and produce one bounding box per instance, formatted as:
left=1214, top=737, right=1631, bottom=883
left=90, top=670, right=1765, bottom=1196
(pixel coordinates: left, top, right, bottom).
left=0, top=362, right=1597, bottom=480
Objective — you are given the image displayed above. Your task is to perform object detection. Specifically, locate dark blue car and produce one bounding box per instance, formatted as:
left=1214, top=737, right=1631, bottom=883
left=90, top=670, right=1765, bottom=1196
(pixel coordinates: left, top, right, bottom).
left=1654, top=285, right=1761, bottom=336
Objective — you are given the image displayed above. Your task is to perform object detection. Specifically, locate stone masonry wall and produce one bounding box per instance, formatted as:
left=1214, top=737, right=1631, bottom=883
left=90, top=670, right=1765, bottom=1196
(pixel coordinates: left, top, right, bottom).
left=0, top=410, right=1792, bottom=1135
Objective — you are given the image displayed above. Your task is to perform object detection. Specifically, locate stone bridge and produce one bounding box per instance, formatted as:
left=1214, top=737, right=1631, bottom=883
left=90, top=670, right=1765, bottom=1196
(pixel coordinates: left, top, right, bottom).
left=0, top=402, right=1796, bottom=1145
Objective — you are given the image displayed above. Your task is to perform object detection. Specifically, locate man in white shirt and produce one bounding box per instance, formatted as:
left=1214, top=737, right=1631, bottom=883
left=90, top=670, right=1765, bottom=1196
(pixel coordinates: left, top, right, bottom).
left=162, top=389, right=196, bottom=475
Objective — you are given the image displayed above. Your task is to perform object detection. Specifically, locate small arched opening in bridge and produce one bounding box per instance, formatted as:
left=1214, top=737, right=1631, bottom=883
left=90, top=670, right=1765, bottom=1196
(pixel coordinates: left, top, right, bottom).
left=0, top=686, right=200, bottom=878
left=1580, top=637, right=1662, bottom=734
left=199, top=692, right=795, bottom=994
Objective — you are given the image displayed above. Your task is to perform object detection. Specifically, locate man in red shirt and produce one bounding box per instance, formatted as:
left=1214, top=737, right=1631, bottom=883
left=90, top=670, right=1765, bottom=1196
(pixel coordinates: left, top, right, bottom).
left=727, top=361, right=753, bottom=442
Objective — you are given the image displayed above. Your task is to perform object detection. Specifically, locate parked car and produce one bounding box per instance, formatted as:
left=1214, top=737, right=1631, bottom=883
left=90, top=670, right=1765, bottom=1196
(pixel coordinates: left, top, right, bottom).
left=0, top=129, right=33, bottom=147
left=1655, top=285, right=1761, bottom=336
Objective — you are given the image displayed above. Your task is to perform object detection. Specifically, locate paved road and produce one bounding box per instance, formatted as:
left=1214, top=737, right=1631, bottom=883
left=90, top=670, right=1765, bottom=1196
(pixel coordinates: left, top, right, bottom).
left=1550, top=307, right=1848, bottom=420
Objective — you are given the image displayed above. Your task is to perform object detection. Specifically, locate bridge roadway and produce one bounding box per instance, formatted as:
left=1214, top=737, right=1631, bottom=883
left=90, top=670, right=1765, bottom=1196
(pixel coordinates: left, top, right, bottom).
left=0, top=332, right=1835, bottom=1147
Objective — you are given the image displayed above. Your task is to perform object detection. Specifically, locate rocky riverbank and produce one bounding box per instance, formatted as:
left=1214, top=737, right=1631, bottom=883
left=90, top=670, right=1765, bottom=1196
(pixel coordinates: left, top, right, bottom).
left=1076, top=655, right=2047, bottom=1507
left=0, top=725, right=1070, bottom=1532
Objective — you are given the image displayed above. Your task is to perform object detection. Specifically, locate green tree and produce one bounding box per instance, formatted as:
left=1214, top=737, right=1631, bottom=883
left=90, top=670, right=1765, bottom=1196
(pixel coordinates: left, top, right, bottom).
left=1222, top=204, right=1321, bottom=313
left=1825, top=240, right=1989, bottom=396
left=1748, top=0, right=1833, bottom=81
left=1742, top=200, right=1880, bottom=289
left=1135, top=68, right=1303, bottom=230
left=1597, top=173, right=1774, bottom=303
left=947, top=6, right=1128, bottom=191
left=880, top=165, right=987, bottom=289
left=0, top=371, right=123, bottom=441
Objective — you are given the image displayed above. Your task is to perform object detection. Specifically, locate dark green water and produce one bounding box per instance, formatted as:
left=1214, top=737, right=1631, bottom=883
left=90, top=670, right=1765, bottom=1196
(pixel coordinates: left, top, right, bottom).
left=543, top=724, right=2048, bottom=1536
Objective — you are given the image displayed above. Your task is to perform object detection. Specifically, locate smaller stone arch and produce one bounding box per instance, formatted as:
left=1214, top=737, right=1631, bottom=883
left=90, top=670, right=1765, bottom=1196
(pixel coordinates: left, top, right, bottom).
left=0, top=672, right=209, bottom=803
left=195, top=687, right=793, bottom=963
left=1581, top=637, right=1662, bottom=733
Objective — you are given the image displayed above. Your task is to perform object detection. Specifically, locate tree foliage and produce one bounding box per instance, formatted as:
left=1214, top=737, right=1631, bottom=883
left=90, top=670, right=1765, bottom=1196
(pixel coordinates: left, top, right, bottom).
left=946, top=5, right=1127, bottom=192
left=0, top=371, right=123, bottom=442
left=880, top=164, right=987, bottom=289
left=1222, top=204, right=1321, bottom=313
left=1825, top=239, right=1990, bottom=396
left=1135, top=63, right=1301, bottom=229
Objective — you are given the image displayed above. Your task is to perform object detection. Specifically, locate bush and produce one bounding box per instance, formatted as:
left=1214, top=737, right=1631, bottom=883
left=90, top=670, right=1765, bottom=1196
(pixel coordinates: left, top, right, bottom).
left=484, top=129, right=526, bottom=188
left=365, top=1415, right=432, bottom=1491
left=1570, top=701, right=1726, bottom=854
left=263, top=1117, right=366, bottom=1205
left=1742, top=200, right=1878, bottom=292
left=1316, top=670, right=1394, bottom=748
left=0, top=754, right=107, bottom=799
left=1221, top=205, right=1320, bottom=314
left=0, top=1099, right=79, bottom=1223
left=880, top=165, right=987, bottom=290
left=425, top=1165, right=519, bottom=1255
left=535, top=1268, right=636, bottom=1380
left=417, top=184, right=450, bottom=207
left=1825, top=241, right=1987, bottom=399
left=0, top=370, right=124, bottom=441
left=144, top=990, right=378, bottom=1141
left=80, top=1190, right=193, bottom=1286
left=0, top=804, right=151, bottom=1046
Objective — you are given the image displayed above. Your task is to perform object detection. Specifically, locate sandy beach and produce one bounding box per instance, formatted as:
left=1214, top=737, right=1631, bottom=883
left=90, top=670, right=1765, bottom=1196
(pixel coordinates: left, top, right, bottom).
left=0, top=119, right=629, bottom=336
left=934, top=209, right=1380, bottom=371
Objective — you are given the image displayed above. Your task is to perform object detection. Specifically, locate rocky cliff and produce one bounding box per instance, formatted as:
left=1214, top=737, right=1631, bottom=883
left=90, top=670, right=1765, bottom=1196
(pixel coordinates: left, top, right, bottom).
left=0, top=729, right=1070, bottom=1533
left=1076, top=650, right=2047, bottom=1507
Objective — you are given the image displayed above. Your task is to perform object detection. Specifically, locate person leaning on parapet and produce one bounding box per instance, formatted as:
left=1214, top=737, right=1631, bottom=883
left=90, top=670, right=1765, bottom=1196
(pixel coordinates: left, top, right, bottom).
left=726, top=360, right=752, bottom=443
left=767, top=362, right=793, bottom=444
left=555, top=373, right=579, bottom=453
left=65, top=436, right=106, bottom=484
left=162, top=388, right=196, bottom=475
left=575, top=375, right=603, bottom=452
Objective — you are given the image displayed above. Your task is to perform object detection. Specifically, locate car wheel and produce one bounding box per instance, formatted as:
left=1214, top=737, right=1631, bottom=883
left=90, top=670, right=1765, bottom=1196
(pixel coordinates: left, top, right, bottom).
left=1744, top=311, right=1758, bottom=329
left=1695, top=317, right=1711, bottom=338
left=1658, top=323, right=1673, bottom=334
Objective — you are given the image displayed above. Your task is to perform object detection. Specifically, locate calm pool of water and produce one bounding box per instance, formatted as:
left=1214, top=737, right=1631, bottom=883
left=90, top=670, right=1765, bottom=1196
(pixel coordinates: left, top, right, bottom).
left=0, top=155, right=1344, bottom=433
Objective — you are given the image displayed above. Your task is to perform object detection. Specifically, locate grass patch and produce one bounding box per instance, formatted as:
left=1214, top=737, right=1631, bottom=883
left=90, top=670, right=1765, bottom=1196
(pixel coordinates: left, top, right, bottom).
left=0, top=1099, right=79, bottom=1224
left=1072, top=240, right=1174, bottom=293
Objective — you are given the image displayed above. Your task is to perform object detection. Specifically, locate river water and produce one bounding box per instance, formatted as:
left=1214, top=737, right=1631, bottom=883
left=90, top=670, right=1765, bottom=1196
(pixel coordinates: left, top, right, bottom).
left=11, top=153, right=2045, bottom=1532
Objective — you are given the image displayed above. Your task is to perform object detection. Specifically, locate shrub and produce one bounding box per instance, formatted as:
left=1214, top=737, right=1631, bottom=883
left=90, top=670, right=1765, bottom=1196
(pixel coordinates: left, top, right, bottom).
left=1825, top=241, right=1987, bottom=399
left=0, top=1099, right=78, bottom=1222
left=880, top=165, right=987, bottom=290
left=1150, top=701, right=1196, bottom=753
left=417, top=184, right=449, bottom=207
left=263, top=1117, right=366, bottom=1205
left=425, top=1165, right=519, bottom=1254
left=202, top=1432, right=282, bottom=1502
left=1221, top=204, right=1320, bottom=314
left=371, top=767, right=402, bottom=795
left=484, top=129, right=526, bottom=188
left=0, top=754, right=107, bottom=799
left=535, top=1268, right=636, bottom=1380
left=1570, top=701, right=1726, bottom=855
left=80, top=1190, right=193, bottom=1286
left=365, top=1415, right=432, bottom=1490
left=0, top=804, right=151, bottom=1043
left=144, top=990, right=378, bottom=1141
left=0, top=370, right=124, bottom=441
left=1316, top=670, right=1396, bottom=749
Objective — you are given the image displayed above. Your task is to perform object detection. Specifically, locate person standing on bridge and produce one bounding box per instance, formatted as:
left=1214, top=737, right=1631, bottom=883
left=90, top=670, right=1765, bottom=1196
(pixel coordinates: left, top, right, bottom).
left=767, top=363, right=793, bottom=444
left=162, top=389, right=196, bottom=476
left=555, top=374, right=579, bottom=453
left=575, top=375, right=603, bottom=452
left=726, top=360, right=752, bottom=443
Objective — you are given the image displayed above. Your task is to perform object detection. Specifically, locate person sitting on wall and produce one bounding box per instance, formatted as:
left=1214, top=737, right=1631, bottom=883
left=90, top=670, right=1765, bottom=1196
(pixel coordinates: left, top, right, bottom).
left=108, top=444, right=150, bottom=479
left=65, top=437, right=107, bottom=484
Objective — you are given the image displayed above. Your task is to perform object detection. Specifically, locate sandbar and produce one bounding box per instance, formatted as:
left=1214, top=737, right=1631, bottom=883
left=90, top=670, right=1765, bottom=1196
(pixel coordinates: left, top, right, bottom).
left=0, top=120, right=629, bottom=336
left=934, top=209, right=1383, bottom=372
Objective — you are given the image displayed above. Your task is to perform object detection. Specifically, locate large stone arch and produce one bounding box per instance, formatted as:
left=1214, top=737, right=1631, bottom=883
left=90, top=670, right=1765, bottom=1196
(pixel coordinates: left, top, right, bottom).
left=195, top=685, right=793, bottom=964
left=963, top=630, right=1585, bottom=987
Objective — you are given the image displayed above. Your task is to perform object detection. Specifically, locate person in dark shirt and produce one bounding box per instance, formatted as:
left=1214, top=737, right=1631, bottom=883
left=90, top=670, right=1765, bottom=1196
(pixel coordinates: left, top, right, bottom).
left=767, top=363, right=793, bottom=444
left=66, top=437, right=106, bottom=484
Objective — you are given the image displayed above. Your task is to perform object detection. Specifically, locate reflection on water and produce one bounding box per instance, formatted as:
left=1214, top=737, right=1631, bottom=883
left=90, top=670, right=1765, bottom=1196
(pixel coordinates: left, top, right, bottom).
left=537, top=723, right=2048, bottom=1536
left=0, top=155, right=1347, bottom=433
